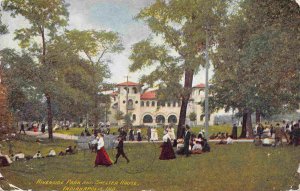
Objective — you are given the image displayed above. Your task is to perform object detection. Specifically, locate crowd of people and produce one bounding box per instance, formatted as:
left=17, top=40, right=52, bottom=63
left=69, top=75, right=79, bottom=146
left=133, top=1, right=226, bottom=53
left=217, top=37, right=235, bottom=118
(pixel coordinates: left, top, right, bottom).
left=93, top=125, right=211, bottom=167
left=255, top=120, right=300, bottom=147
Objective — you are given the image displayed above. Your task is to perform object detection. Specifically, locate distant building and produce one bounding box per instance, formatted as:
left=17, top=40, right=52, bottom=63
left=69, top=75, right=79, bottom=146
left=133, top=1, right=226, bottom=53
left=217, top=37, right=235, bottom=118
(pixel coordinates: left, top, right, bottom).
left=108, top=81, right=232, bottom=126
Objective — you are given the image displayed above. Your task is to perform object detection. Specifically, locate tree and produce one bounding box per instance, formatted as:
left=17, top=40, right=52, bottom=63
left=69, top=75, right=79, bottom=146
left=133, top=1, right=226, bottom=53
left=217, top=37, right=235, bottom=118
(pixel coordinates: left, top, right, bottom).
left=123, top=113, right=133, bottom=127
left=65, top=29, right=124, bottom=128
left=211, top=0, right=300, bottom=138
left=114, top=110, right=124, bottom=126
left=3, top=0, right=69, bottom=139
left=130, top=0, right=229, bottom=138
left=189, top=112, right=197, bottom=126
left=0, top=9, right=8, bottom=35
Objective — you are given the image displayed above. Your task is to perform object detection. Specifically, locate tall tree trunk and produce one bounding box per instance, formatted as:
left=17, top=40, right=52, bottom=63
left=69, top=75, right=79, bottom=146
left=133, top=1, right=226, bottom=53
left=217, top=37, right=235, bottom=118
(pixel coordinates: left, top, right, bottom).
left=41, top=29, right=53, bottom=139
left=256, top=109, right=261, bottom=124
left=177, top=69, right=194, bottom=138
left=46, top=94, right=53, bottom=139
left=239, top=110, right=247, bottom=138
left=246, top=109, right=253, bottom=138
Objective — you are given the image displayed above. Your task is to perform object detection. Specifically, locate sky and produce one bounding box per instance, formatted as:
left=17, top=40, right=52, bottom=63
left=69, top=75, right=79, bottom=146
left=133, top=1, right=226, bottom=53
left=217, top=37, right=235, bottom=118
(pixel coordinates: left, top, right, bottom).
left=0, top=0, right=212, bottom=86
left=5, top=0, right=300, bottom=85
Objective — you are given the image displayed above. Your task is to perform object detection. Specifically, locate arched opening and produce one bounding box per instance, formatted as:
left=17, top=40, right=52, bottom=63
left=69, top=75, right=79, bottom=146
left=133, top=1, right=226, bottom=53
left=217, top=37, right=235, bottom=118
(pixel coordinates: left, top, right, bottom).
left=132, top=114, right=136, bottom=121
left=143, top=115, right=153, bottom=123
left=168, top=115, right=177, bottom=123
left=156, top=115, right=165, bottom=124
left=133, top=87, right=138, bottom=94
left=146, top=101, right=150, bottom=107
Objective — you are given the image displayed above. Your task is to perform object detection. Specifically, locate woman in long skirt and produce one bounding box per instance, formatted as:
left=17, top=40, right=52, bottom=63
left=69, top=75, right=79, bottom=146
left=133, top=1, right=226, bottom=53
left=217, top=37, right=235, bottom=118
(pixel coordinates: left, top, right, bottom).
left=137, top=128, right=142, bottom=141
left=95, top=133, right=112, bottom=167
left=159, top=133, right=176, bottom=160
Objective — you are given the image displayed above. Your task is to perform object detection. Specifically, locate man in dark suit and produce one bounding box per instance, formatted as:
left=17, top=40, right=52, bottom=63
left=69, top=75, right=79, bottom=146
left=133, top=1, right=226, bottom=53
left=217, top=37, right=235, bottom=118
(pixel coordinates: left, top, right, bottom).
left=114, top=136, right=130, bottom=164
left=184, top=125, right=191, bottom=157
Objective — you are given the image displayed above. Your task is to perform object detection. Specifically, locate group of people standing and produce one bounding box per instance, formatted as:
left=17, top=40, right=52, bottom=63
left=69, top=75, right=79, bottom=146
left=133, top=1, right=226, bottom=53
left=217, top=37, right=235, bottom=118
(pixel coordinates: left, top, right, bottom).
left=19, top=122, right=46, bottom=134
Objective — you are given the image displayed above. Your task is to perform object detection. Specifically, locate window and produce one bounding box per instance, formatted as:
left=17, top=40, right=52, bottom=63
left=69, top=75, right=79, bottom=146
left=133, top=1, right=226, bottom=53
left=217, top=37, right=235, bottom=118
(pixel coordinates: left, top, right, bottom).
left=156, top=115, right=165, bottom=124
left=167, top=102, right=171, bottom=107
left=141, top=101, right=144, bottom=107
left=123, top=100, right=126, bottom=104
left=124, top=87, right=129, bottom=93
left=152, top=101, right=155, bottom=107
left=146, top=101, right=150, bottom=107
left=200, top=114, right=205, bottom=121
left=128, top=99, right=134, bottom=109
left=135, top=101, right=138, bottom=104
left=161, top=102, right=165, bottom=107
left=143, top=115, right=153, bottom=123
left=168, top=115, right=177, bottom=123
left=132, top=114, right=136, bottom=121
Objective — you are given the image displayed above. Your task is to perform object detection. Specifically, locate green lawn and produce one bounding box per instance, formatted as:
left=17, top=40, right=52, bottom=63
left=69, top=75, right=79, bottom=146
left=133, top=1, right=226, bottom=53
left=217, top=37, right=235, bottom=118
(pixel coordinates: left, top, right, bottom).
left=0, top=135, right=299, bottom=191
left=55, top=124, right=241, bottom=138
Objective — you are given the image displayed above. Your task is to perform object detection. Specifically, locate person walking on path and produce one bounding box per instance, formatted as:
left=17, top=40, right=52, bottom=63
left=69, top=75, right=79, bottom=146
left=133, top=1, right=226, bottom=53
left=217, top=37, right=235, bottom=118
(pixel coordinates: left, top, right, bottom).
left=19, top=123, right=26, bottom=134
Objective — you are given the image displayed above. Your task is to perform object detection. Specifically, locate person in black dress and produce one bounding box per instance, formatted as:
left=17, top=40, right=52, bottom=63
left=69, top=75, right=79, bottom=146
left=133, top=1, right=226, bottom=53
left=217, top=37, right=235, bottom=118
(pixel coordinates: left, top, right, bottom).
left=129, top=128, right=134, bottom=141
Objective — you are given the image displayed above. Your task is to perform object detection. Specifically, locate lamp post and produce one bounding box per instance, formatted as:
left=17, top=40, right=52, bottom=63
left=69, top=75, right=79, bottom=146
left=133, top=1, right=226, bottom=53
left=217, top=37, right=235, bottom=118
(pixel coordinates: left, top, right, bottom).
left=204, top=30, right=210, bottom=140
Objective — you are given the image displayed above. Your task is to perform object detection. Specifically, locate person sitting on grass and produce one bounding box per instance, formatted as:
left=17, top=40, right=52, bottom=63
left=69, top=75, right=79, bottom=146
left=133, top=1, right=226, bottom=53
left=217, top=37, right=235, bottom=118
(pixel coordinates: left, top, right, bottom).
left=58, top=151, right=65, bottom=156
left=262, top=137, right=273, bottom=146
left=47, top=149, right=56, bottom=157
left=191, top=140, right=202, bottom=154
left=209, top=133, right=216, bottom=139
left=33, top=151, right=42, bottom=159
left=12, top=152, right=25, bottom=161
left=201, top=139, right=210, bottom=152
left=0, top=149, right=12, bottom=166
left=65, top=146, right=73, bottom=154
left=176, top=138, right=185, bottom=155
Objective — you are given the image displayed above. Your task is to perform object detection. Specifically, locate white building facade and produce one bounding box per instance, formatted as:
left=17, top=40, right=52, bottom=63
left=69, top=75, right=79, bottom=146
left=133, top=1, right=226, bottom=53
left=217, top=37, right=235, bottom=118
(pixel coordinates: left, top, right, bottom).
left=108, top=81, right=232, bottom=126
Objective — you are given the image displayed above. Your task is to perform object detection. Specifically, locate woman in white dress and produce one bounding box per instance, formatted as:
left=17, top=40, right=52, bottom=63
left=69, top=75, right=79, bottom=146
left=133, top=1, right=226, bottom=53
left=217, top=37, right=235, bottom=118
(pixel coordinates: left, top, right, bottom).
left=168, top=127, right=176, bottom=140
left=154, top=128, right=159, bottom=141
left=150, top=127, right=155, bottom=141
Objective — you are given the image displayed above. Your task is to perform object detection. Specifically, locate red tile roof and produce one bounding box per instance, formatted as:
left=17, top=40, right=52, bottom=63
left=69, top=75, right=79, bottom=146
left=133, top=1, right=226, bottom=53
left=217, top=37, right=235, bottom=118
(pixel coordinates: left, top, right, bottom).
left=193, top=83, right=205, bottom=88
left=141, top=91, right=156, bottom=100
left=116, top=81, right=140, bottom=86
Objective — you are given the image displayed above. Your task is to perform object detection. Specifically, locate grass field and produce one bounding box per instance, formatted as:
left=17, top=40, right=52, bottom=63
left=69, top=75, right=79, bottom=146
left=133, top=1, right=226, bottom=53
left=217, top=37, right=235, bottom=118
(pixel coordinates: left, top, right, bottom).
left=0, top=135, right=300, bottom=191
left=55, top=124, right=242, bottom=138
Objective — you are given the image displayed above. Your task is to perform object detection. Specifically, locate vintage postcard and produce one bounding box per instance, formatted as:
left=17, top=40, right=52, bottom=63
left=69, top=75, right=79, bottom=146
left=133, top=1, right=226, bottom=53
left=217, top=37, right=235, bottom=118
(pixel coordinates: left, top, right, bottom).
left=0, top=0, right=300, bottom=190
